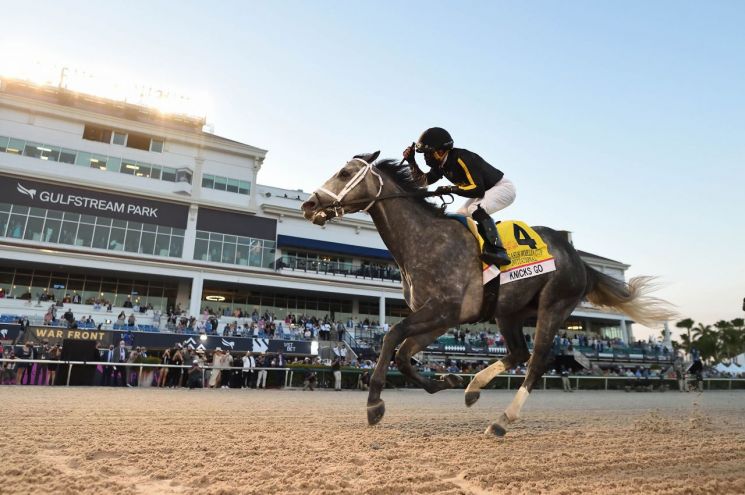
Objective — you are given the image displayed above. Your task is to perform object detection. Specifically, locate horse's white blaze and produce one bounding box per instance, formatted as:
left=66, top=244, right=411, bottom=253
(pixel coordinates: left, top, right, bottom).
left=465, top=360, right=506, bottom=393
left=504, top=385, right=530, bottom=421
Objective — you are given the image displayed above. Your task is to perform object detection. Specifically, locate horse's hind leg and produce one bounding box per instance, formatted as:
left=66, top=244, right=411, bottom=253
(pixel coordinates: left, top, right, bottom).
left=484, top=301, right=575, bottom=437
left=396, top=334, right=463, bottom=393
left=464, top=313, right=530, bottom=407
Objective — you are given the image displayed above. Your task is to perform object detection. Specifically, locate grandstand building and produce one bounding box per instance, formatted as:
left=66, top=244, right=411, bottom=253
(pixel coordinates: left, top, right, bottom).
left=0, top=76, right=637, bottom=352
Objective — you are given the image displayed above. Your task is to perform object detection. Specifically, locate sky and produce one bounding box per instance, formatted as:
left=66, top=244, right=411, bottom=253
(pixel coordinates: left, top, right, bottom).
left=1, top=1, right=743, bottom=340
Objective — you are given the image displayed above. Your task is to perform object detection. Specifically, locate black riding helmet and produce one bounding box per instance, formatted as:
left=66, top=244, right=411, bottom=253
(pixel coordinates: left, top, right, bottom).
left=415, top=127, right=454, bottom=153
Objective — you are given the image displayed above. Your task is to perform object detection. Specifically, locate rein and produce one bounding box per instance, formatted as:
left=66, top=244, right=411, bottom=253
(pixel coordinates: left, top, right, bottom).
left=314, top=159, right=453, bottom=219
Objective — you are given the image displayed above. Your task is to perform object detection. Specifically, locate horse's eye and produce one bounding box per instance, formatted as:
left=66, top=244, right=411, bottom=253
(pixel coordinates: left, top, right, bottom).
left=338, top=170, right=350, bottom=179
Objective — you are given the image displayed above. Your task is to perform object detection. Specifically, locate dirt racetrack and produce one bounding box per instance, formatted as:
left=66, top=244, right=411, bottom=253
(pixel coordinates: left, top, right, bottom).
left=2, top=386, right=744, bottom=495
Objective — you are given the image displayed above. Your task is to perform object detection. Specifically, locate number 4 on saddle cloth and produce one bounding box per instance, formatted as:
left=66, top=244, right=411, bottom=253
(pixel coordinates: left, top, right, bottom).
left=447, top=215, right=557, bottom=285
left=448, top=215, right=557, bottom=322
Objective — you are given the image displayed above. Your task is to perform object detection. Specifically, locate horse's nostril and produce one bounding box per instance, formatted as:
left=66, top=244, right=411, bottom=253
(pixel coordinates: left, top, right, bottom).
left=301, top=200, right=316, bottom=211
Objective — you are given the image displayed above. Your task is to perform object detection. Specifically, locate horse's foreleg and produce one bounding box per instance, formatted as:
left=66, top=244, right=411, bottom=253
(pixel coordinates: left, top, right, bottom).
left=484, top=302, right=574, bottom=437
left=367, top=299, right=461, bottom=426
left=396, top=334, right=463, bottom=394
left=367, top=325, right=404, bottom=426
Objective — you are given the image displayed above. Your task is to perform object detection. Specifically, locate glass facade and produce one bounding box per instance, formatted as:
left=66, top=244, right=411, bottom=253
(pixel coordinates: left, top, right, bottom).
left=201, top=173, right=250, bottom=195
left=200, top=285, right=410, bottom=321
left=0, top=266, right=177, bottom=311
left=0, top=203, right=184, bottom=258
left=193, top=230, right=275, bottom=268
left=278, top=251, right=401, bottom=281
left=0, top=134, right=189, bottom=184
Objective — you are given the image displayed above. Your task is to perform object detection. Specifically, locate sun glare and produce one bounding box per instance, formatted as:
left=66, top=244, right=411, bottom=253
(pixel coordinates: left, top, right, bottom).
left=0, top=51, right=211, bottom=118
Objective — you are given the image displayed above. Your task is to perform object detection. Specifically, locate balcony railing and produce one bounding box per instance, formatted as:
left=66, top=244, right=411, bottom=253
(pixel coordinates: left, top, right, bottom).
left=276, top=255, right=401, bottom=282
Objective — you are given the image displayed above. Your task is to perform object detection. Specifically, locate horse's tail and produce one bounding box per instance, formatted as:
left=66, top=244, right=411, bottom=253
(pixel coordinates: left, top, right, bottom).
left=583, top=264, right=677, bottom=327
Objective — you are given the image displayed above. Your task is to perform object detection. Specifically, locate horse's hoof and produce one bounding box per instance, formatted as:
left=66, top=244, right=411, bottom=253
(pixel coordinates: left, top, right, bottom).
left=367, top=400, right=386, bottom=426
left=465, top=391, right=480, bottom=407
left=443, top=374, right=464, bottom=388
left=484, top=422, right=507, bottom=437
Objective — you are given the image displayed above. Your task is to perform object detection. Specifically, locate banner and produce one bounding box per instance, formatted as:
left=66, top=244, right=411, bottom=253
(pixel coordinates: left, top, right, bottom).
left=2, top=324, right=314, bottom=355
left=1, top=174, right=189, bottom=228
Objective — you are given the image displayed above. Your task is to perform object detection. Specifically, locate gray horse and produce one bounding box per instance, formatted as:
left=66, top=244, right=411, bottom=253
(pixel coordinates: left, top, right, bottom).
left=301, top=152, right=675, bottom=436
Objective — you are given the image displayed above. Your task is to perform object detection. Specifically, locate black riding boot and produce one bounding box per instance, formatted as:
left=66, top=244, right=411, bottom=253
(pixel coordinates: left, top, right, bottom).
left=472, top=207, right=511, bottom=267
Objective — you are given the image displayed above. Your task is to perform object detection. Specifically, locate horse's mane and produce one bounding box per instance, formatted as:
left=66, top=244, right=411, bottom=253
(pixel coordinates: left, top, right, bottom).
left=373, top=159, right=445, bottom=217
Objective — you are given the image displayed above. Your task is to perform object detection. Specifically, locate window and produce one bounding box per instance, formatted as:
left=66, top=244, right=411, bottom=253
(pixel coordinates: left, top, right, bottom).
left=154, top=234, right=170, bottom=256
left=83, top=125, right=112, bottom=143
left=161, top=167, right=176, bottom=182
left=59, top=221, right=78, bottom=245
left=23, top=216, right=44, bottom=241
left=169, top=235, right=183, bottom=257
left=42, top=219, right=61, bottom=243
left=75, top=152, right=93, bottom=167
left=202, top=174, right=214, bottom=188
left=0, top=212, right=9, bottom=237
left=238, top=181, right=251, bottom=195
left=6, top=138, right=25, bottom=155
left=92, top=225, right=109, bottom=249
left=109, top=228, right=125, bottom=251
left=23, top=142, right=43, bottom=159
left=140, top=232, right=155, bottom=255
left=124, top=228, right=141, bottom=252
left=136, top=164, right=151, bottom=178
left=213, top=176, right=227, bottom=191
left=150, top=139, right=164, bottom=152
left=112, top=132, right=127, bottom=145
left=76, top=224, right=94, bottom=247
left=7, top=214, right=26, bottom=238
left=120, top=160, right=138, bottom=175
left=176, top=168, right=192, bottom=184
left=0, top=135, right=8, bottom=152
left=59, top=149, right=76, bottom=164
left=226, top=178, right=239, bottom=193
left=126, top=133, right=150, bottom=151
left=89, top=155, right=107, bottom=170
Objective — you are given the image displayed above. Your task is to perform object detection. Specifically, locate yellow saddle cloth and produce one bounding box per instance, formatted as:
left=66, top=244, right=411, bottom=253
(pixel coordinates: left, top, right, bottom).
left=462, top=218, right=556, bottom=285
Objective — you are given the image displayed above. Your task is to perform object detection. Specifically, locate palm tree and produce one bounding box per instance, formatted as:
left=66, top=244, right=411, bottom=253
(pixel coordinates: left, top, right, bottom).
left=676, top=318, right=695, bottom=358
left=727, top=318, right=745, bottom=360
left=692, top=323, right=719, bottom=362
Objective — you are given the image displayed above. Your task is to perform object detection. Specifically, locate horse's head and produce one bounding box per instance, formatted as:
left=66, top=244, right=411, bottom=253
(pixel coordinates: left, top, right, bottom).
left=301, top=151, right=381, bottom=225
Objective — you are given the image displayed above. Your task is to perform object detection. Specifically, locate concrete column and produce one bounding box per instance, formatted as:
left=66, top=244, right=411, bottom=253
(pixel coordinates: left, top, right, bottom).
left=352, top=298, right=359, bottom=319
left=189, top=275, right=204, bottom=317
left=181, top=205, right=199, bottom=261
left=620, top=319, right=630, bottom=344
left=378, top=295, right=386, bottom=326
left=176, top=280, right=191, bottom=311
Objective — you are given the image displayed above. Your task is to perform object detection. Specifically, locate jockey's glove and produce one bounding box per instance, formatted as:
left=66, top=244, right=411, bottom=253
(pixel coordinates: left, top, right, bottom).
left=434, top=185, right=459, bottom=195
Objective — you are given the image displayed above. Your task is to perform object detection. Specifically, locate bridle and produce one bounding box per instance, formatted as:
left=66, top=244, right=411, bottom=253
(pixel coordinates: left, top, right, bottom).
left=317, top=158, right=383, bottom=215
left=312, top=158, right=452, bottom=220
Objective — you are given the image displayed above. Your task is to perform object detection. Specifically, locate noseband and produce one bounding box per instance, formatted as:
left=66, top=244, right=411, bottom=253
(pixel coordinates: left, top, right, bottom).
left=315, top=158, right=384, bottom=218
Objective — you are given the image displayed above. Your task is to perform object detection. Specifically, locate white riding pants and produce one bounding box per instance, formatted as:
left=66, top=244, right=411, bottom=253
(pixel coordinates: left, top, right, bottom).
left=456, top=177, right=516, bottom=217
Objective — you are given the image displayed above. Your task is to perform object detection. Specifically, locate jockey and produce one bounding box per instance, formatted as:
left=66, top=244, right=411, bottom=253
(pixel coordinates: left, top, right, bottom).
left=403, top=127, right=515, bottom=267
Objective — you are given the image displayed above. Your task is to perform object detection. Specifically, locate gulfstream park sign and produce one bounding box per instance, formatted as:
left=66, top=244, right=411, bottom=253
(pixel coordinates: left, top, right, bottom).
left=2, top=174, right=188, bottom=228
left=18, top=183, right=159, bottom=218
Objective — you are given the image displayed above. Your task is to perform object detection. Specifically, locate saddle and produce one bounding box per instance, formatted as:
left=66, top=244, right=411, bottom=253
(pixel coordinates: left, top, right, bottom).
left=446, top=214, right=556, bottom=322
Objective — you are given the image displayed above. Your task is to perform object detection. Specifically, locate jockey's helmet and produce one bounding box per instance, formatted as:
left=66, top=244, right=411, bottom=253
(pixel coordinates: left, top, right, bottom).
left=415, top=127, right=454, bottom=153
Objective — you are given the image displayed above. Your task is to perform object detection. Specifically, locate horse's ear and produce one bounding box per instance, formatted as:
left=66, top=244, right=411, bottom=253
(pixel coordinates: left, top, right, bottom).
left=353, top=151, right=380, bottom=164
